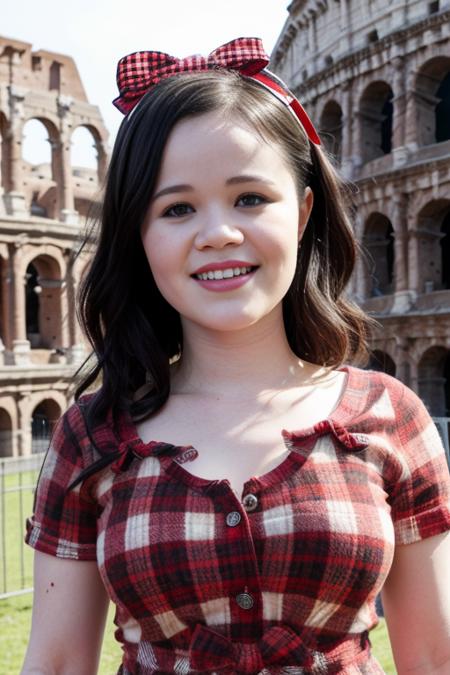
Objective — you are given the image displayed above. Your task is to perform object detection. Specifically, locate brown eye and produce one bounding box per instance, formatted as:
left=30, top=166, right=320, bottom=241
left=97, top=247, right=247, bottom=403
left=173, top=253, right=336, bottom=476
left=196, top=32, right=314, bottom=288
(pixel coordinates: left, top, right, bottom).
left=162, top=203, right=194, bottom=218
left=236, top=194, right=267, bottom=207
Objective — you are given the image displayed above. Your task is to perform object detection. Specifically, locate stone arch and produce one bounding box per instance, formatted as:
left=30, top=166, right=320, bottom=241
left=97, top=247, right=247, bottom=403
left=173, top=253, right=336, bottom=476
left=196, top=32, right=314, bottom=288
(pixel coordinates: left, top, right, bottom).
left=368, top=350, right=396, bottom=376
left=30, top=396, right=63, bottom=453
left=359, top=81, right=394, bottom=163
left=362, top=212, right=395, bottom=297
left=416, top=199, right=450, bottom=293
left=319, top=100, right=343, bottom=162
left=24, top=253, right=64, bottom=349
left=418, top=346, right=450, bottom=417
left=22, top=116, right=60, bottom=218
left=71, top=123, right=108, bottom=184
left=0, top=407, right=13, bottom=457
left=415, top=56, right=450, bottom=146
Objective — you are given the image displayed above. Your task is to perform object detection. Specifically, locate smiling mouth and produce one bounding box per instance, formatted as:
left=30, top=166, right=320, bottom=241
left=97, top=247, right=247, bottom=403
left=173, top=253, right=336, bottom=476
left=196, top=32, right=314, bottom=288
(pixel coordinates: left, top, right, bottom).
left=191, top=265, right=259, bottom=281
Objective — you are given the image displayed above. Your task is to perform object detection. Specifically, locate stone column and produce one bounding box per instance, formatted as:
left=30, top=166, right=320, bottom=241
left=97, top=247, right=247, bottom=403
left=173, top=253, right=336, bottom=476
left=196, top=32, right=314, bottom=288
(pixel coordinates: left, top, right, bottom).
left=407, top=229, right=421, bottom=294
left=404, top=70, right=418, bottom=153
left=57, top=95, right=78, bottom=224
left=391, top=193, right=408, bottom=293
left=0, top=251, right=12, bottom=350
left=97, top=141, right=108, bottom=185
left=11, top=244, right=30, bottom=365
left=17, top=396, right=32, bottom=457
left=394, top=338, right=411, bottom=387
left=391, top=57, right=408, bottom=166
left=353, top=214, right=367, bottom=301
left=4, top=85, right=27, bottom=217
left=340, top=82, right=353, bottom=179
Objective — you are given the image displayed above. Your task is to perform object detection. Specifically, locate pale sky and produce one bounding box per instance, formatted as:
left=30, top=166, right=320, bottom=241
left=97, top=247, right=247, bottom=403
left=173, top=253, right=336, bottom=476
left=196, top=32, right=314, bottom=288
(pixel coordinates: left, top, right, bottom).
left=3, top=0, right=290, bottom=165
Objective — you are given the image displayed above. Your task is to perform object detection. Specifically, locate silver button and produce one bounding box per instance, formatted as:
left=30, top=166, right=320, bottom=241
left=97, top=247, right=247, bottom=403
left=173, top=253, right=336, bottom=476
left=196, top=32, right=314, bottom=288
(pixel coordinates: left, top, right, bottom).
left=242, top=494, right=258, bottom=512
left=226, top=511, right=241, bottom=527
left=236, top=592, right=254, bottom=610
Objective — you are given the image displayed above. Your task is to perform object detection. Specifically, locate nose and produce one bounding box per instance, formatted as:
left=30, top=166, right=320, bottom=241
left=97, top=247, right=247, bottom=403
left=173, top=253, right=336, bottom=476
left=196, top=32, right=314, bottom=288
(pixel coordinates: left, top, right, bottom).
left=194, top=207, right=245, bottom=250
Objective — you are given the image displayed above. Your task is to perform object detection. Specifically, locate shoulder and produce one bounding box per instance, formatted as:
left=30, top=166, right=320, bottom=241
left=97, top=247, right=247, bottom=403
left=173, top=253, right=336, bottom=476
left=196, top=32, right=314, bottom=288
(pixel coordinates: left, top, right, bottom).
left=345, top=365, right=425, bottom=420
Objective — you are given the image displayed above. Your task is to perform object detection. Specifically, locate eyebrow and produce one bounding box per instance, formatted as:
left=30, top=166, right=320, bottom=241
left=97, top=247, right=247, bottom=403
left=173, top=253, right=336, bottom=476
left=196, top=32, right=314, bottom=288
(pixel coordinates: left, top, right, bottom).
left=151, top=175, right=276, bottom=202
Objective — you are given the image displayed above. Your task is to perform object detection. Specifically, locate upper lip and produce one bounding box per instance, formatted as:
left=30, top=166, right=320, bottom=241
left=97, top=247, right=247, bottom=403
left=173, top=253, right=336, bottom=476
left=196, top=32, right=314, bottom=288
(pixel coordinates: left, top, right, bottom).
left=191, top=260, right=258, bottom=275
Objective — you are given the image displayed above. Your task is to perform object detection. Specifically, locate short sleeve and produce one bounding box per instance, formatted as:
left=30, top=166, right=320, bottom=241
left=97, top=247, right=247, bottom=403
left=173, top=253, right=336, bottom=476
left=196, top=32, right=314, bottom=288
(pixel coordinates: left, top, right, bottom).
left=25, top=404, right=98, bottom=560
left=387, top=382, right=450, bottom=545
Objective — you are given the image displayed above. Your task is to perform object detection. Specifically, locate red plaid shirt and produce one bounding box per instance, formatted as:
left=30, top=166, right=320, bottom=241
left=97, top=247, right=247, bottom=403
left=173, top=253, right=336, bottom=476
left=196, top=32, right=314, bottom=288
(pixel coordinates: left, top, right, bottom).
left=25, top=366, right=450, bottom=674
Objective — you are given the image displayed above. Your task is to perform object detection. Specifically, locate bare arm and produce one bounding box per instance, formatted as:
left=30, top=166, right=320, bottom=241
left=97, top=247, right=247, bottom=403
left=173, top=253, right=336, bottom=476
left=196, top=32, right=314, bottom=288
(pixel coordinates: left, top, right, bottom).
left=21, top=550, right=110, bottom=675
left=381, top=531, right=450, bottom=674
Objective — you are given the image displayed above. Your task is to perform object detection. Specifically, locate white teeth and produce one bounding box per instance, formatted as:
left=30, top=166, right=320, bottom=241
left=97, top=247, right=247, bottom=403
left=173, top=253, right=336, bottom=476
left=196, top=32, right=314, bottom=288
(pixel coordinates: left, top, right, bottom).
left=195, top=266, right=255, bottom=280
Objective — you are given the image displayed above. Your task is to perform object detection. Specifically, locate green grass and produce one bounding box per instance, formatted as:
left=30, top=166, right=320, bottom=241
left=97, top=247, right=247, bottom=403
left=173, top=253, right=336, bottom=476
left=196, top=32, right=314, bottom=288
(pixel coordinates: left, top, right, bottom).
left=0, top=593, right=122, bottom=674
left=0, top=470, right=396, bottom=673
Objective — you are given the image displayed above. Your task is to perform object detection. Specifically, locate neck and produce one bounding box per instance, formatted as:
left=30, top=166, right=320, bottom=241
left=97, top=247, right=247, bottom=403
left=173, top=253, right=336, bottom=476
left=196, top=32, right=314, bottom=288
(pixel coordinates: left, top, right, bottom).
left=170, top=307, right=327, bottom=399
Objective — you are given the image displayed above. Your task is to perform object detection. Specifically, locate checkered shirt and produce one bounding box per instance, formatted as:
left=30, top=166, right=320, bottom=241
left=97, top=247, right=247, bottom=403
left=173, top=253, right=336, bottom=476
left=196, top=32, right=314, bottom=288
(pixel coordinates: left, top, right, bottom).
left=25, top=366, right=450, bottom=674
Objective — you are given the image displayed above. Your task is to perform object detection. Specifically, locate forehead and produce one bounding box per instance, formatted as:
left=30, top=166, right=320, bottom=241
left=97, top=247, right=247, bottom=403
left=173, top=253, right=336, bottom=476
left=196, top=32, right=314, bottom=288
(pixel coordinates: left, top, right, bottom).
left=157, top=111, right=292, bottom=180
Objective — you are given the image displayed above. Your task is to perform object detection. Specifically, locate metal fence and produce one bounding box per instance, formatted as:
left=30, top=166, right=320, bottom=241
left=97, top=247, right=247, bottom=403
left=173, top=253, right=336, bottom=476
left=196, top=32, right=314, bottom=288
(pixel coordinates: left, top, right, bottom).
left=0, top=453, right=45, bottom=600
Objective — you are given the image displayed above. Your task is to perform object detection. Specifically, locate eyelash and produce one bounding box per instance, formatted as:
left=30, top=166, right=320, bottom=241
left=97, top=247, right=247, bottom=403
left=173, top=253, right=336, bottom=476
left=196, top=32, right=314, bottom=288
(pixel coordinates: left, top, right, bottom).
left=161, top=193, right=269, bottom=218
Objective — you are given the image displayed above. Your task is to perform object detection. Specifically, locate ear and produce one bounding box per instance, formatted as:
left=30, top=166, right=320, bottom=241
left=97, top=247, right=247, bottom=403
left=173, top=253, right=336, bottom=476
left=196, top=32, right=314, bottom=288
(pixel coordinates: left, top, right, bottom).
left=298, top=187, right=314, bottom=242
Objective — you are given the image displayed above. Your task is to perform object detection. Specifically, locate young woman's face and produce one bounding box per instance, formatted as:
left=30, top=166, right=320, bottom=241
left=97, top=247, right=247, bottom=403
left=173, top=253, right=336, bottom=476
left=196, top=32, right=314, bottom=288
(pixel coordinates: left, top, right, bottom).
left=142, top=110, right=313, bottom=334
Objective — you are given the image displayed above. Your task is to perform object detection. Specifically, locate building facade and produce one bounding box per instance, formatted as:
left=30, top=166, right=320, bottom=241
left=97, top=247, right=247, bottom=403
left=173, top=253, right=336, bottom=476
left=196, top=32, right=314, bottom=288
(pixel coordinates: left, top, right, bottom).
left=271, top=0, right=450, bottom=438
left=0, top=36, right=108, bottom=456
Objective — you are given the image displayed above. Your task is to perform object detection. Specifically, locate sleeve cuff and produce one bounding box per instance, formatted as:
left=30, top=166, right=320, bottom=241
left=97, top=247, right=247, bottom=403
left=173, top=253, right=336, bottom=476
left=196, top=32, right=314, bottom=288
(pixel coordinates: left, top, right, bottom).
left=25, top=517, right=97, bottom=561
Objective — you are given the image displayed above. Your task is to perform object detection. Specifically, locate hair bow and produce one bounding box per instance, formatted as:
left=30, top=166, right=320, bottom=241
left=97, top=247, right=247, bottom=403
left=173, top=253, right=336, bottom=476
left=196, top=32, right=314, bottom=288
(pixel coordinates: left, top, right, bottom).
left=113, top=37, right=269, bottom=115
left=112, top=36, right=321, bottom=145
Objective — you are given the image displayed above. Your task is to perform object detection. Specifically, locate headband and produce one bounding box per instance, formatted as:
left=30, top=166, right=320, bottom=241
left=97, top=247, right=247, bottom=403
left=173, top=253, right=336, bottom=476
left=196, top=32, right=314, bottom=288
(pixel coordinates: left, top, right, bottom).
left=113, top=37, right=321, bottom=146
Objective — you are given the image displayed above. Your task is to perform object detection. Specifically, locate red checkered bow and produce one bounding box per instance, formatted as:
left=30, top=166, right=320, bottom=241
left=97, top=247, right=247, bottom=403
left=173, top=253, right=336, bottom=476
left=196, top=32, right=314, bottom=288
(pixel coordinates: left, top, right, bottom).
left=113, top=37, right=321, bottom=145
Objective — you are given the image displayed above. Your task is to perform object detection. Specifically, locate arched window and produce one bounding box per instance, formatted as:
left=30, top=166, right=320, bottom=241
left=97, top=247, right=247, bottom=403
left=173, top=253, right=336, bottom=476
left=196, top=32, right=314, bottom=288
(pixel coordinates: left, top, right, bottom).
left=71, top=126, right=98, bottom=171
left=435, top=71, right=450, bottom=143
left=362, top=214, right=395, bottom=297
left=416, top=200, right=450, bottom=293
left=22, top=119, right=51, bottom=166
left=360, top=82, right=394, bottom=163
left=368, top=351, right=396, bottom=376
left=31, top=400, right=61, bottom=454
left=415, top=58, right=450, bottom=146
left=319, top=101, right=343, bottom=162
left=442, top=211, right=450, bottom=290
left=0, top=408, right=13, bottom=457
left=25, top=256, right=63, bottom=349
left=25, top=263, right=40, bottom=347
left=418, top=347, right=450, bottom=417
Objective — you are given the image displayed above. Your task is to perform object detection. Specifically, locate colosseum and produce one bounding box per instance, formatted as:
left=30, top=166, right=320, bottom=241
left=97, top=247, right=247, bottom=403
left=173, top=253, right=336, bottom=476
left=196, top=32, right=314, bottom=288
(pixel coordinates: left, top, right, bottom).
left=0, top=35, right=108, bottom=456
left=271, top=0, right=450, bottom=455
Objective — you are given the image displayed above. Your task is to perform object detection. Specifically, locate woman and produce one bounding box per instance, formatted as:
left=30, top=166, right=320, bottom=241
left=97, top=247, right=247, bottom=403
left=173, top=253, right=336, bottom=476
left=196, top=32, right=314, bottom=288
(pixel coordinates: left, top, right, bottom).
left=22, top=38, right=450, bottom=674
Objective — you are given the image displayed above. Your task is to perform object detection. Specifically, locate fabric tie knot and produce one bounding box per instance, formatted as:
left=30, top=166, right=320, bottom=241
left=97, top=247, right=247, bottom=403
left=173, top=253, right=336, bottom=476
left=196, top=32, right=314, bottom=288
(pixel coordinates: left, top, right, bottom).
left=189, top=623, right=314, bottom=673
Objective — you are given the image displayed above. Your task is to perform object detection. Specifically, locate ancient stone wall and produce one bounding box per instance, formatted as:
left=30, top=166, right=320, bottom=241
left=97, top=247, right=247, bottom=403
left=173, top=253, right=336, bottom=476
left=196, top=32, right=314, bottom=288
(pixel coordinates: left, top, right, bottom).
left=272, top=0, right=450, bottom=420
left=0, top=36, right=109, bottom=456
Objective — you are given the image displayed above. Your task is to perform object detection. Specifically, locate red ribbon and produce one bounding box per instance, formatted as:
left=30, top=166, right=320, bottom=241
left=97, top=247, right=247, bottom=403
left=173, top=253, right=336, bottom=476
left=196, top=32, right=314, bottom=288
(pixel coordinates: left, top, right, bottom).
left=113, top=37, right=269, bottom=114
left=112, top=37, right=321, bottom=145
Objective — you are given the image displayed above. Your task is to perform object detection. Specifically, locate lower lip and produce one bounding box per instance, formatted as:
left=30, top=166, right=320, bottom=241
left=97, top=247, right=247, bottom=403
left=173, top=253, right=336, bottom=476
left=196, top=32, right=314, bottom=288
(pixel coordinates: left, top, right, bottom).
left=192, top=269, right=257, bottom=292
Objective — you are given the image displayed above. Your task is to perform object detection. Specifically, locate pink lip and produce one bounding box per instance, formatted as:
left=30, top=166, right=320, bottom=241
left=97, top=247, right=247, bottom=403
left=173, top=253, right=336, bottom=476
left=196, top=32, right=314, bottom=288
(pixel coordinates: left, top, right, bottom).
left=192, top=268, right=257, bottom=292
left=191, top=260, right=257, bottom=275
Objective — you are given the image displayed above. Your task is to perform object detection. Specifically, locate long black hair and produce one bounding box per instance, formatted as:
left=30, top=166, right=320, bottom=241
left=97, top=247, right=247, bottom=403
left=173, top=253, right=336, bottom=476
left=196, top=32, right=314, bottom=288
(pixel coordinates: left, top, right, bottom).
left=75, top=69, right=373, bottom=428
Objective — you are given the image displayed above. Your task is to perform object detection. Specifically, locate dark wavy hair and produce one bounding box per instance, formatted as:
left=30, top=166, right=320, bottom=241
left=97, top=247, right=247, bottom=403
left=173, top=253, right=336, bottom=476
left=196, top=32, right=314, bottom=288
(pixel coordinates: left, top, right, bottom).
left=75, top=69, right=373, bottom=426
